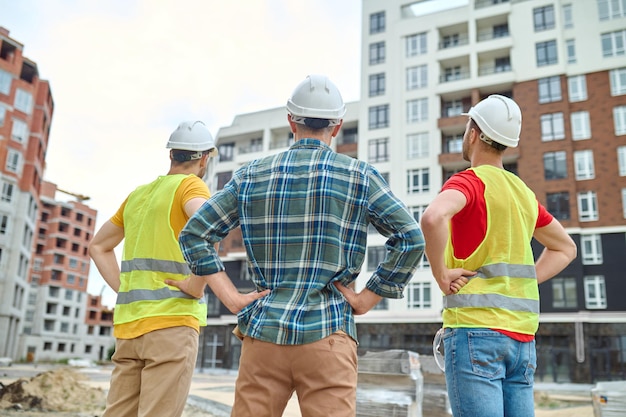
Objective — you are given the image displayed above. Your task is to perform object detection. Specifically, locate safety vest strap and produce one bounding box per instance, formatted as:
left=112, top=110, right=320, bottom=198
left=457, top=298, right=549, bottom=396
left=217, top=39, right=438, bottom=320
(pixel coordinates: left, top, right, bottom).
left=117, top=287, right=206, bottom=305
left=121, top=258, right=190, bottom=275
left=475, top=263, right=536, bottom=279
left=443, top=293, right=539, bottom=313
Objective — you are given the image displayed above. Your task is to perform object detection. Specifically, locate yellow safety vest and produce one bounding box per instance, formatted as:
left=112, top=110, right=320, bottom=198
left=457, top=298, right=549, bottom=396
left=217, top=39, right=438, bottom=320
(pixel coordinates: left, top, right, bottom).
left=442, top=165, right=539, bottom=335
left=114, top=175, right=207, bottom=328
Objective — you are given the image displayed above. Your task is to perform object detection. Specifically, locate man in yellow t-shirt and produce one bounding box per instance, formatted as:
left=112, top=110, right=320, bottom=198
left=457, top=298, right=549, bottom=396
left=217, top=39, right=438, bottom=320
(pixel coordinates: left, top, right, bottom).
left=89, top=121, right=217, bottom=417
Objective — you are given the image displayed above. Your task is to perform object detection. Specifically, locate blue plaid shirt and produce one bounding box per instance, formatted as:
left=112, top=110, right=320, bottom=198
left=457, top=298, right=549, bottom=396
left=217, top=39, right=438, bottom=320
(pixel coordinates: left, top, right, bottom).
left=180, top=139, right=424, bottom=345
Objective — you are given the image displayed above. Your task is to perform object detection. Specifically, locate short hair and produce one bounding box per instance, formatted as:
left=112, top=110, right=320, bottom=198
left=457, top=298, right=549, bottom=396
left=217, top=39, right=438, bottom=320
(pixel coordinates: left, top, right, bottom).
left=171, top=149, right=210, bottom=162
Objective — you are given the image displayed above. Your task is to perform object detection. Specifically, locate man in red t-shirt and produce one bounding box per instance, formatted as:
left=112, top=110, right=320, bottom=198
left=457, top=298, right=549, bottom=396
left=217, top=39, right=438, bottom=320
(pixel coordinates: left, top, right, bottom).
left=421, top=95, right=577, bottom=417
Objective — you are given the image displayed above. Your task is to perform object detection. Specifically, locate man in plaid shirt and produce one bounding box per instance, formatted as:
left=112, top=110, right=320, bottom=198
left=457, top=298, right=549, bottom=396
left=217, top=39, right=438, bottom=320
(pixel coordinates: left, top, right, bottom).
left=173, top=75, right=424, bottom=417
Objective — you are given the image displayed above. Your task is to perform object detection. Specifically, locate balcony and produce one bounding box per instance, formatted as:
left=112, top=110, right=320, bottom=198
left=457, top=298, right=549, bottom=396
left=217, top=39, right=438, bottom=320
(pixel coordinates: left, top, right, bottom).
left=475, top=0, right=509, bottom=10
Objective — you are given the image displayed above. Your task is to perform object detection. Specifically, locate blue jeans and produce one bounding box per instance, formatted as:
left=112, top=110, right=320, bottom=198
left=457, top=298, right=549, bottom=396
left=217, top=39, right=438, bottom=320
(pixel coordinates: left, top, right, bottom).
left=443, top=328, right=536, bottom=417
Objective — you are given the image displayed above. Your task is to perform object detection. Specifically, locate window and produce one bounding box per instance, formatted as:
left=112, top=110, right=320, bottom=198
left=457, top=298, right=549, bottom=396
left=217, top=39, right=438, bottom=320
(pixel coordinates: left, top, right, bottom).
left=0, top=107, right=5, bottom=127
left=442, top=33, right=460, bottom=48
left=408, top=205, right=427, bottom=224
left=584, top=276, right=606, bottom=309
left=444, top=66, right=461, bottom=82
left=14, top=89, right=33, bottom=114
left=407, top=168, right=429, bottom=194
left=0, top=214, right=8, bottom=234
left=577, top=191, right=598, bottom=221
left=493, top=23, right=509, bottom=38
left=598, top=0, right=626, bottom=20
left=369, top=73, right=385, bottom=97
left=368, top=104, right=389, bottom=129
left=443, top=100, right=463, bottom=118
left=367, top=246, right=386, bottom=270
left=552, top=277, right=577, bottom=308
left=538, top=76, right=561, bottom=103
left=406, top=65, right=427, bottom=90
left=218, top=143, right=234, bottom=162
left=407, top=282, right=431, bottom=309
left=546, top=192, right=570, bottom=220
left=369, top=11, right=385, bottom=34
left=581, top=234, right=603, bottom=265
left=369, top=41, right=385, bottom=65
left=610, top=68, right=626, bottom=96
left=574, top=150, right=595, bottom=180
left=568, top=75, right=587, bottom=102
left=601, top=30, right=626, bottom=57
left=0, top=69, right=11, bottom=95
left=534, top=5, right=555, bottom=31
left=445, top=133, right=463, bottom=154
left=5, top=149, right=21, bottom=174
left=11, top=119, right=28, bottom=143
left=407, top=132, right=429, bottom=159
left=216, top=171, right=232, bottom=190
left=1, top=182, right=14, bottom=203
left=544, top=151, right=567, bottom=180
left=368, top=138, right=389, bottom=163
left=562, top=4, right=573, bottom=28
left=407, top=98, right=428, bottom=123
left=622, top=188, right=626, bottom=218
left=536, top=40, right=558, bottom=66
left=406, top=33, right=427, bottom=57
left=340, top=127, right=357, bottom=145
left=571, top=111, right=591, bottom=140
left=541, top=113, right=565, bottom=141
left=566, top=39, right=576, bottom=64
left=495, top=56, right=511, bottom=72
left=618, top=146, right=626, bottom=176
left=614, top=105, right=626, bottom=135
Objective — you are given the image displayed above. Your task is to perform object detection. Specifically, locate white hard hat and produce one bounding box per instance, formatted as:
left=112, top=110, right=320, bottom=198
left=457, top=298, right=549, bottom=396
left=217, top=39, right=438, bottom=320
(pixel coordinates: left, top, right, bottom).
left=166, top=121, right=217, bottom=156
left=286, top=74, right=346, bottom=126
left=462, top=95, right=522, bottom=148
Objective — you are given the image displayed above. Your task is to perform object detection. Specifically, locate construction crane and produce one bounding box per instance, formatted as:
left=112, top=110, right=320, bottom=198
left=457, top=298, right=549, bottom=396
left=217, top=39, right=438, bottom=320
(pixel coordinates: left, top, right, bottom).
left=57, top=188, right=91, bottom=202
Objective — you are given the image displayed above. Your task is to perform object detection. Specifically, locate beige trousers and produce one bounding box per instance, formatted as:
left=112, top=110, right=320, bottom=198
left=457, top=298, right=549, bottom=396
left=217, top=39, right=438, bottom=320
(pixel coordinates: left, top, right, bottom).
left=231, top=332, right=357, bottom=417
left=103, top=326, right=199, bottom=417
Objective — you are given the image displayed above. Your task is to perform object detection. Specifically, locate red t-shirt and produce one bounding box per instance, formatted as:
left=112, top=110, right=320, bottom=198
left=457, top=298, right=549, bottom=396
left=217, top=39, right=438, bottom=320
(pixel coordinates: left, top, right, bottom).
left=442, top=169, right=553, bottom=342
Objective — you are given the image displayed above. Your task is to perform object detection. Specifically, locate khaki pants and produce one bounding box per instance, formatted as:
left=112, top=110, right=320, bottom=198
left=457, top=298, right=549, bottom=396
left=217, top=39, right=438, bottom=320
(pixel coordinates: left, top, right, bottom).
left=103, top=326, right=199, bottom=417
left=232, top=332, right=357, bottom=417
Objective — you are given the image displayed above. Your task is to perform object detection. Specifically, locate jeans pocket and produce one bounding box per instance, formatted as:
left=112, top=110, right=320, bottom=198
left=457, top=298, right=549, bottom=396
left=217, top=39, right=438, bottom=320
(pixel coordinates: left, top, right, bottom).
left=523, top=341, right=537, bottom=384
left=468, top=331, right=506, bottom=379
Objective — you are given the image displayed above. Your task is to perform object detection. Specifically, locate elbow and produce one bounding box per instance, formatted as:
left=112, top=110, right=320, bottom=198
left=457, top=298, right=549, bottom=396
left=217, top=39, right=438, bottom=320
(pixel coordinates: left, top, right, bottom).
left=567, top=239, right=578, bottom=263
left=87, top=242, right=97, bottom=259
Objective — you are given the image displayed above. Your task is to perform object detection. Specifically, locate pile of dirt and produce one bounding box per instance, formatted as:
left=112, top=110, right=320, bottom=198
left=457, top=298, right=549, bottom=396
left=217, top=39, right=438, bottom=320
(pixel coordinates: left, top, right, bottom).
left=0, top=367, right=105, bottom=413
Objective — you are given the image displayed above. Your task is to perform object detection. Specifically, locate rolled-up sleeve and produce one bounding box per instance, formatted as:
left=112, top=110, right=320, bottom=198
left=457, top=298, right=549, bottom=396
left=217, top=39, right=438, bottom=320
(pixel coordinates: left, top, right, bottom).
left=365, top=168, right=425, bottom=298
left=179, top=175, right=241, bottom=276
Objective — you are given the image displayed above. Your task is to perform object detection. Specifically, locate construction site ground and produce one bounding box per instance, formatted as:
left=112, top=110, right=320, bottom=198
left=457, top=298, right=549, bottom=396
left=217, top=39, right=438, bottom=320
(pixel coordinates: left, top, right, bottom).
left=0, top=363, right=597, bottom=417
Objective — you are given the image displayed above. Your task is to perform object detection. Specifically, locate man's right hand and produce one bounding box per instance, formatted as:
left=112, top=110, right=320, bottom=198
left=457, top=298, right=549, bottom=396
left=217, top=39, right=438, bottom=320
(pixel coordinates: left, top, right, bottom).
left=165, top=275, right=206, bottom=299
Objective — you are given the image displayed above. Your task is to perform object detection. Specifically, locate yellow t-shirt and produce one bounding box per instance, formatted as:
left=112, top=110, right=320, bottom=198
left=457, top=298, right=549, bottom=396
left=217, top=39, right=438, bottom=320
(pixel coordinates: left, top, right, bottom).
left=111, top=175, right=210, bottom=339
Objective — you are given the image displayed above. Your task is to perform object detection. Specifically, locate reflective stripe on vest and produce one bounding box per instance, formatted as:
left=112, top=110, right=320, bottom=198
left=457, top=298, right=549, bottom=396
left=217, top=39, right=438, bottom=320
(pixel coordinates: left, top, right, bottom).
left=117, top=287, right=204, bottom=305
left=443, top=262, right=539, bottom=313
left=121, top=258, right=190, bottom=275
left=444, top=293, right=539, bottom=313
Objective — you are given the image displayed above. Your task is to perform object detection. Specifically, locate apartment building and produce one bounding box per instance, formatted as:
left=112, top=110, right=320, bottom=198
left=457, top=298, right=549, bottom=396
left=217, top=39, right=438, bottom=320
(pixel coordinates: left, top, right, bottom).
left=17, top=181, right=114, bottom=363
left=202, top=0, right=626, bottom=383
left=358, top=0, right=626, bottom=383
left=0, top=27, right=114, bottom=363
left=0, top=26, right=53, bottom=359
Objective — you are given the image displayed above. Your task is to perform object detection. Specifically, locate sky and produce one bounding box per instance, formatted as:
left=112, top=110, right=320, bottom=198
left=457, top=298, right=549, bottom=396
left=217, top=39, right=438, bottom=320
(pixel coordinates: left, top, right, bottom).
left=0, top=0, right=363, bottom=307
left=1, top=0, right=468, bottom=308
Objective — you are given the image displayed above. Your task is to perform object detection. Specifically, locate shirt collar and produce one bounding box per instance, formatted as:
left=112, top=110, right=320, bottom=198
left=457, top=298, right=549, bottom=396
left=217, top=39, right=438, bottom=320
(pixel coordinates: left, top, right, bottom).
left=289, top=138, right=331, bottom=151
